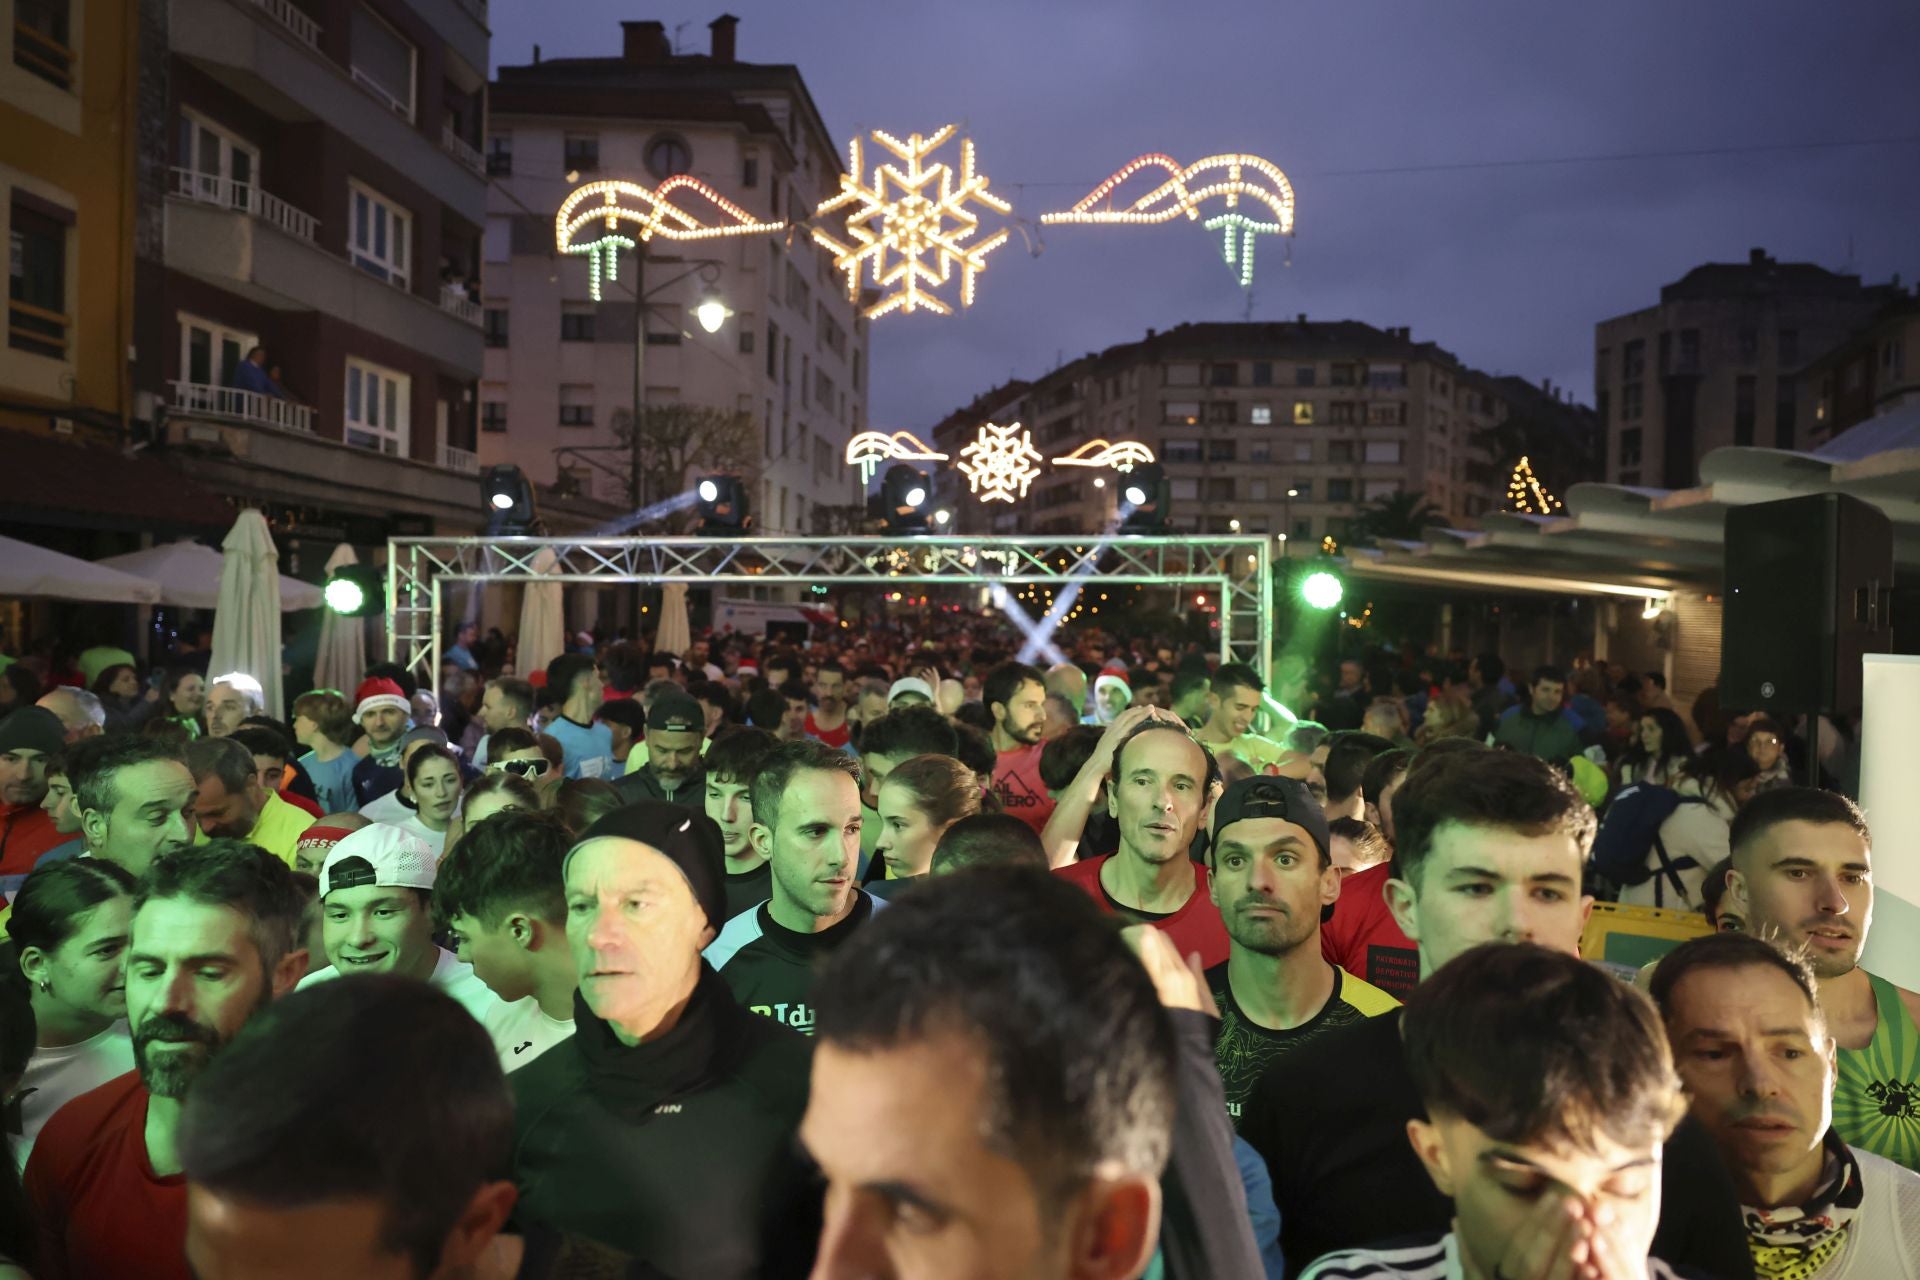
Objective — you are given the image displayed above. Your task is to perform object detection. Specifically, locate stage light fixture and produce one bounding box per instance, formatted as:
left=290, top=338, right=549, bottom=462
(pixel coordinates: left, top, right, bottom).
left=482, top=464, right=538, bottom=535
left=323, top=564, right=382, bottom=617
left=1301, top=569, right=1344, bottom=611
left=696, top=474, right=751, bottom=533
left=1118, top=463, right=1170, bottom=531
left=881, top=464, right=932, bottom=532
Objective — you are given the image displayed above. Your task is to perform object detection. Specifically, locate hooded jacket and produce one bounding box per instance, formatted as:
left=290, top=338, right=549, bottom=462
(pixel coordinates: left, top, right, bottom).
left=510, top=961, right=817, bottom=1280
left=613, top=760, right=707, bottom=810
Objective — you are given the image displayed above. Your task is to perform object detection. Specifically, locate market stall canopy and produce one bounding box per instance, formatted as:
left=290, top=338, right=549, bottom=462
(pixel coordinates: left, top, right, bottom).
left=97, top=541, right=323, bottom=612
left=0, top=534, right=163, bottom=604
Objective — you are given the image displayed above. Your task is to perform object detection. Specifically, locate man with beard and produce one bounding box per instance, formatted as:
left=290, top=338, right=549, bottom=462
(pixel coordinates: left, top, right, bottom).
left=23, top=840, right=307, bottom=1279
left=614, top=690, right=707, bottom=808
left=1054, top=718, right=1231, bottom=969
left=1728, top=787, right=1920, bottom=1172
left=804, top=662, right=851, bottom=750
left=0, top=706, right=65, bottom=878
left=69, top=735, right=197, bottom=878
left=1650, top=932, right=1920, bottom=1279
left=705, top=740, right=874, bottom=1036
left=1204, top=775, right=1398, bottom=1124
left=985, top=660, right=1055, bottom=834
left=703, top=727, right=779, bottom=921
left=348, top=677, right=413, bottom=807
left=184, top=736, right=313, bottom=867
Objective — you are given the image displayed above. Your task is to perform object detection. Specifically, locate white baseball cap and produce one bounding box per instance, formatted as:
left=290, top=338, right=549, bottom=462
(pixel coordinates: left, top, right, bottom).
left=887, top=677, right=936, bottom=706
left=318, top=824, right=438, bottom=899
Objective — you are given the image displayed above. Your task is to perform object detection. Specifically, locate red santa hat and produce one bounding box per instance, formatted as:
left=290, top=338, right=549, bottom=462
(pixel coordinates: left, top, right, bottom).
left=351, top=677, right=410, bottom=723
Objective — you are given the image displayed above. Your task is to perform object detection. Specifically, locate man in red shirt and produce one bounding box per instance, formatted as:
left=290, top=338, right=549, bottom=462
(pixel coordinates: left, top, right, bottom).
left=24, top=840, right=308, bottom=1280
left=1055, top=717, right=1230, bottom=969
left=984, top=661, right=1055, bottom=835
left=804, top=662, right=851, bottom=750
left=0, top=706, right=66, bottom=878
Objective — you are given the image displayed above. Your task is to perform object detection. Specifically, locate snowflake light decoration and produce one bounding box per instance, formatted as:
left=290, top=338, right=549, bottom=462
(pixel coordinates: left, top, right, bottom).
left=813, top=126, right=1012, bottom=320
left=956, top=421, right=1043, bottom=503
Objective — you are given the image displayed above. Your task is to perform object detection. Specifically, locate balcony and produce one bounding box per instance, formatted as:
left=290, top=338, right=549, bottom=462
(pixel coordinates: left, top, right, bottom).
left=171, top=380, right=315, bottom=434
left=440, top=122, right=485, bottom=178
left=439, top=443, right=478, bottom=475
left=245, top=0, right=320, bottom=51
left=170, top=167, right=318, bottom=243
left=438, top=284, right=482, bottom=326
left=350, top=65, right=412, bottom=121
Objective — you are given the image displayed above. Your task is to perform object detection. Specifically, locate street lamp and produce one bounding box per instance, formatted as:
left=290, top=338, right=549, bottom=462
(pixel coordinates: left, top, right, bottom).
left=694, top=294, right=731, bottom=334
left=1284, top=486, right=1299, bottom=558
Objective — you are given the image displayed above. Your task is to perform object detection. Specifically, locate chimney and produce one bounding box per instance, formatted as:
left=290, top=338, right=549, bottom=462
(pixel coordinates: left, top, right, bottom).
left=532, top=43, right=540, bottom=62
left=622, top=20, right=670, bottom=62
left=1749, top=247, right=1769, bottom=267
left=1145, top=327, right=1156, bottom=339
left=709, top=14, right=738, bottom=63
left=1297, top=312, right=1307, bottom=324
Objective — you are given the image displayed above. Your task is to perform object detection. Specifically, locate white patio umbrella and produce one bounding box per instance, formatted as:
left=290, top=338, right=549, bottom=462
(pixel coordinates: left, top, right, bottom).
left=0, top=533, right=161, bottom=604
left=207, top=509, right=285, bottom=719
left=98, top=541, right=322, bottom=611
left=656, top=582, right=692, bottom=657
left=516, top=547, right=565, bottom=678
left=313, top=542, right=367, bottom=697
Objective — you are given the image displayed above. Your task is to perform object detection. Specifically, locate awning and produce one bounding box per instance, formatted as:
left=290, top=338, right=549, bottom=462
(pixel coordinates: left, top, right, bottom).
left=0, top=533, right=162, bottom=604
left=1342, top=407, right=1920, bottom=598
left=0, top=432, right=233, bottom=533
left=97, top=540, right=323, bottom=611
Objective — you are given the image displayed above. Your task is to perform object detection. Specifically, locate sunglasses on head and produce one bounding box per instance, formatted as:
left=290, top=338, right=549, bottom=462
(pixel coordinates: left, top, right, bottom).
left=492, top=757, right=552, bottom=778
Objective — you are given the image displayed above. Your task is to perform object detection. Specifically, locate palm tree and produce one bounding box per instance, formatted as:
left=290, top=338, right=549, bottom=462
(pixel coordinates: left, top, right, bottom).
left=1352, top=489, right=1446, bottom=542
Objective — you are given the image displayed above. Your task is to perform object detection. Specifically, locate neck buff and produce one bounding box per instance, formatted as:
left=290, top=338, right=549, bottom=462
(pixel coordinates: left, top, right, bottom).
left=1743, top=1130, right=1864, bottom=1280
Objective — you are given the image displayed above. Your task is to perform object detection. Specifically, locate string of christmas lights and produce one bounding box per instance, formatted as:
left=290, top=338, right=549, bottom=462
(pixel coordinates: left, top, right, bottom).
left=1506, top=455, right=1565, bottom=514
left=554, top=177, right=788, bottom=301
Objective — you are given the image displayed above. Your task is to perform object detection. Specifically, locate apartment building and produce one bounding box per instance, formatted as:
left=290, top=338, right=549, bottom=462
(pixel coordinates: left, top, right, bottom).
left=1800, top=291, right=1919, bottom=444
left=930, top=320, right=1588, bottom=543
left=482, top=15, right=869, bottom=534
left=150, top=0, right=491, bottom=574
left=1594, top=248, right=1900, bottom=487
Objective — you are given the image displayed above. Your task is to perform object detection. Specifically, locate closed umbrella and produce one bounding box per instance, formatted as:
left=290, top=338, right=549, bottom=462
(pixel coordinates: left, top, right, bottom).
left=98, top=541, right=322, bottom=611
left=0, top=534, right=160, bottom=604
left=656, top=582, right=691, bottom=657
left=208, top=509, right=285, bottom=719
left=516, top=548, right=565, bottom=677
left=314, top=542, right=367, bottom=697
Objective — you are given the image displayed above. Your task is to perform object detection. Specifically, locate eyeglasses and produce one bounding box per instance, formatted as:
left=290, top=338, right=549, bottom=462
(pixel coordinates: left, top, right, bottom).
left=491, top=758, right=552, bottom=778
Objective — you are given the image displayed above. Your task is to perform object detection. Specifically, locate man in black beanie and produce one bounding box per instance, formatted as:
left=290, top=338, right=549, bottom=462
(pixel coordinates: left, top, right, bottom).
left=508, top=802, right=816, bottom=1278
left=613, top=690, right=707, bottom=808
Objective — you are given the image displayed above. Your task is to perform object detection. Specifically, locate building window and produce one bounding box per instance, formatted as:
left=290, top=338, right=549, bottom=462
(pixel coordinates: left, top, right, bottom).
left=14, top=0, right=75, bottom=89
left=1290, top=482, right=1312, bottom=501
left=1366, top=363, right=1406, bottom=390
left=1204, top=477, right=1235, bottom=503
left=344, top=358, right=410, bottom=455
left=1164, top=439, right=1202, bottom=463
left=1207, top=439, right=1236, bottom=462
left=481, top=402, right=506, bottom=433
left=1291, top=401, right=1314, bottom=425
left=1163, top=400, right=1200, bottom=425
left=1622, top=339, right=1645, bottom=381
left=1734, top=375, right=1756, bottom=445
left=1778, top=329, right=1799, bottom=366
left=564, top=134, right=599, bottom=173
left=1366, top=401, right=1406, bottom=426
left=646, top=134, right=692, bottom=180
left=1330, top=363, right=1355, bottom=386
left=1251, top=361, right=1272, bottom=386
left=766, top=320, right=779, bottom=379
left=348, top=182, right=410, bottom=289
left=1164, top=363, right=1200, bottom=387
left=1775, top=378, right=1796, bottom=448
left=1364, top=440, right=1403, bottom=464
left=1209, top=362, right=1237, bottom=387
left=738, top=325, right=755, bottom=355
left=179, top=314, right=257, bottom=387
left=1619, top=428, right=1642, bottom=469
left=1249, top=440, right=1271, bottom=462
left=1296, top=365, right=1317, bottom=386
left=8, top=199, right=70, bottom=358
left=1738, top=328, right=1758, bottom=362
left=560, top=308, right=596, bottom=342
left=1622, top=382, right=1643, bottom=421
left=559, top=385, right=594, bottom=427
left=1362, top=479, right=1398, bottom=501
left=486, top=134, right=512, bottom=176
left=1294, top=442, right=1312, bottom=462
left=1206, top=401, right=1236, bottom=425
left=742, top=154, right=759, bottom=187
left=349, top=6, right=416, bottom=120
left=1883, top=339, right=1906, bottom=380
left=1249, top=403, right=1273, bottom=426
left=1677, top=329, right=1699, bottom=373
left=483, top=307, right=508, bottom=347
left=1327, top=440, right=1354, bottom=464
left=1326, top=478, right=1354, bottom=502
left=177, top=112, right=260, bottom=206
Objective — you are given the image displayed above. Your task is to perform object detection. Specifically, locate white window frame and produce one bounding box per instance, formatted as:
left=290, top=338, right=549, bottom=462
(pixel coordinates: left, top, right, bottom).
left=177, top=312, right=258, bottom=387
left=1249, top=403, right=1273, bottom=426
left=348, top=180, right=410, bottom=289
left=344, top=356, right=409, bottom=456
left=178, top=109, right=260, bottom=204
left=349, top=4, right=416, bottom=121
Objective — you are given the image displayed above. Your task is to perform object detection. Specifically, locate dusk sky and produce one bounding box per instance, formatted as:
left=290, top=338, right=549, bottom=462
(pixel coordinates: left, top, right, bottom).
left=492, top=0, right=1920, bottom=432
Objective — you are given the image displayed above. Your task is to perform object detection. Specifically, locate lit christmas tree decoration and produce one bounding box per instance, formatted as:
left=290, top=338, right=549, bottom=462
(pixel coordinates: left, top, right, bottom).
left=1042, top=152, right=1296, bottom=287
left=956, top=421, right=1044, bottom=502
left=813, top=126, right=1012, bottom=319
left=1506, top=455, right=1565, bottom=514
left=554, top=177, right=787, bottom=302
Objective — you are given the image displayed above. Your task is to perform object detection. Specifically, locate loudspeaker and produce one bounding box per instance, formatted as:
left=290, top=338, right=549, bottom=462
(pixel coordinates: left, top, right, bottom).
left=1722, top=493, right=1893, bottom=714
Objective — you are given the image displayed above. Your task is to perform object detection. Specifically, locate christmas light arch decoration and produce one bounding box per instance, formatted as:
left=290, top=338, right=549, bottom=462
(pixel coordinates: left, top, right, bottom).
left=845, top=429, right=950, bottom=485
left=1041, top=153, right=1297, bottom=288
left=813, top=126, right=1012, bottom=319
left=555, top=177, right=788, bottom=302
left=1048, top=438, right=1156, bottom=472
left=1506, top=455, right=1564, bottom=514
left=956, top=421, right=1044, bottom=502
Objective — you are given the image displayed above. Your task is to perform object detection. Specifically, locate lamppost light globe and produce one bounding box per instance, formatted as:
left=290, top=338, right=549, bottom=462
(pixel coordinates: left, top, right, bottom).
left=694, top=297, right=731, bottom=334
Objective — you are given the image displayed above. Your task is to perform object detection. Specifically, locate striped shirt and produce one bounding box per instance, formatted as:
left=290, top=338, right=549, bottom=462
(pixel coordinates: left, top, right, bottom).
left=1301, top=1233, right=1695, bottom=1280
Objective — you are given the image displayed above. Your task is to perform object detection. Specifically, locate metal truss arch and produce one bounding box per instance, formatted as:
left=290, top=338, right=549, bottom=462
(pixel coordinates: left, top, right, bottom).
left=387, top=534, right=1273, bottom=700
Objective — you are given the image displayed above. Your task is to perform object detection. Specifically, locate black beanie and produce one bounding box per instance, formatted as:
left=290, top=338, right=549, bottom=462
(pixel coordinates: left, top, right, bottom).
left=577, top=801, right=728, bottom=931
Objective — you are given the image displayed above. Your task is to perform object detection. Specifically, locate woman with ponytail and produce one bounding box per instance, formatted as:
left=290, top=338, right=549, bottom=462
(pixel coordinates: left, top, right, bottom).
left=872, top=754, right=999, bottom=893
left=7, top=858, right=137, bottom=1168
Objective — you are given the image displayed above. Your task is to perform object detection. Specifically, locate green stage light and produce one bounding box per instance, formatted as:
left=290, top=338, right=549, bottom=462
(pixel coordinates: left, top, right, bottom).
left=324, top=577, right=364, bottom=614
left=324, top=565, right=381, bottom=616
left=1300, top=570, right=1344, bottom=611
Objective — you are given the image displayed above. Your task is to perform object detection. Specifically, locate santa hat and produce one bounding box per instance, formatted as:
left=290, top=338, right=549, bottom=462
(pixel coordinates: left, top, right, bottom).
left=351, top=677, right=411, bottom=724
